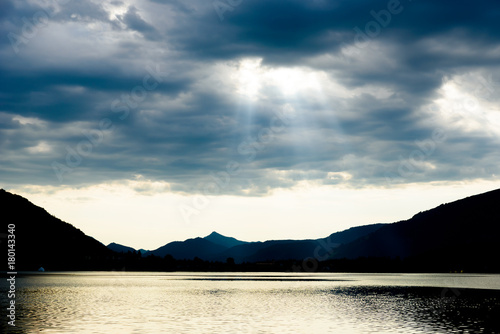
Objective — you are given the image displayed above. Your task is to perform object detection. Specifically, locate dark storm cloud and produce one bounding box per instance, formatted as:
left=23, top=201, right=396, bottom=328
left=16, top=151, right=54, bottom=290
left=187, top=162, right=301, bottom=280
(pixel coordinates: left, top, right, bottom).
left=169, top=0, right=500, bottom=61
left=0, top=64, right=191, bottom=122
left=1, top=0, right=499, bottom=193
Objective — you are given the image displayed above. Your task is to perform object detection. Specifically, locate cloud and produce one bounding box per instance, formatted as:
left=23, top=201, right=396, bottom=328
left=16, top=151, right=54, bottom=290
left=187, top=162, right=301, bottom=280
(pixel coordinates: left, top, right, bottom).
left=1, top=0, right=499, bottom=195
left=117, top=5, right=161, bottom=40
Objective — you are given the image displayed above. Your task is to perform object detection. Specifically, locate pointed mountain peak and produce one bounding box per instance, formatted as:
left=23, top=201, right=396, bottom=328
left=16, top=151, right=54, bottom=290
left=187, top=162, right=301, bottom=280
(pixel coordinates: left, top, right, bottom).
left=206, top=231, right=224, bottom=238
left=203, top=231, right=248, bottom=248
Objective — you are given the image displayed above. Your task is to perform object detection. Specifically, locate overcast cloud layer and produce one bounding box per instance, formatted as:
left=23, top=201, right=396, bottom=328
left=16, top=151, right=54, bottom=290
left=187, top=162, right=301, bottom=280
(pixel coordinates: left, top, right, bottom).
left=1, top=0, right=500, bottom=196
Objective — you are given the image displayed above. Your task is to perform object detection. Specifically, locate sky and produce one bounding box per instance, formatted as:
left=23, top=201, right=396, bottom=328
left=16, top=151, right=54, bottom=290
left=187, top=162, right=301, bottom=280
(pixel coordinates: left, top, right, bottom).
left=1, top=0, right=500, bottom=250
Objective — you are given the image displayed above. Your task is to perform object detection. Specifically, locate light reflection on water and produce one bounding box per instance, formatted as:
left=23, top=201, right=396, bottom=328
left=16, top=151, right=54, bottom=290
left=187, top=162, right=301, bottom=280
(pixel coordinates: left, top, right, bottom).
left=2, top=272, right=500, bottom=333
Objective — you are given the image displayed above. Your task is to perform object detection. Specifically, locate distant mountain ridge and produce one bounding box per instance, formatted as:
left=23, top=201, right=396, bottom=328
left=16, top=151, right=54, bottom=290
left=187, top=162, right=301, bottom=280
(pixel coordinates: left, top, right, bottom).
left=4, top=187, right=500, bottom=272
left=150, top=237, right=228, bottom=259
left=1, top=188, right=386, bottom=267
left=144, top=223, right=387, bottom=263
left=324, top=223, right=386, bottom=245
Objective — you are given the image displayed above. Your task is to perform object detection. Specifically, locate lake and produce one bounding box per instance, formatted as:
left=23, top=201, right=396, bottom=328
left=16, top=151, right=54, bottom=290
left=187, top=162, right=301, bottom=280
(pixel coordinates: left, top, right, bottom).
left=2, top=272, right=500, bottom=333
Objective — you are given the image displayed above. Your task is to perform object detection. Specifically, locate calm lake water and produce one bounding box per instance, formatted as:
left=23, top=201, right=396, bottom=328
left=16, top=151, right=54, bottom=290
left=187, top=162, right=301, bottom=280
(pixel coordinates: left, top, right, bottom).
left=2, top=272, right=500, bottom=333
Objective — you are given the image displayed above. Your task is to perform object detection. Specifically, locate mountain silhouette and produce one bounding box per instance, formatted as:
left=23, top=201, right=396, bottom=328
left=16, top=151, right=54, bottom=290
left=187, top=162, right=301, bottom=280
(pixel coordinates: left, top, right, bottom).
left=203, top=231, right=248, bottom=248
left=216, top=223, right=386, bottom=263
left=1, top=189, right=112, bottom=270
left=323, top=223, right=387, bottom=245
left=107, top=242, right=136, bottom=254
left=149, top=237, right=228, bottom=259
left=3, top=187, right=499, bottom=272
left=145, top=223, right=386, bottom=263
left=331, top=188, right=500, bottom=271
